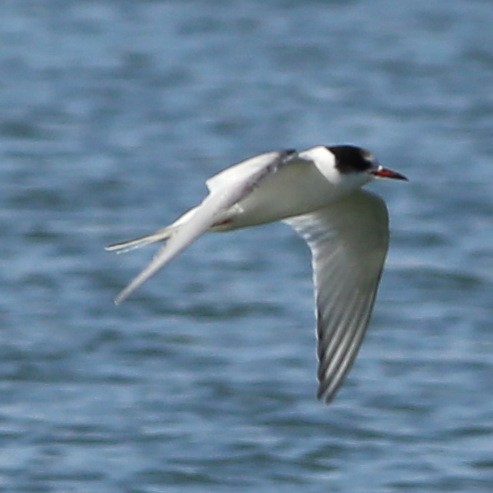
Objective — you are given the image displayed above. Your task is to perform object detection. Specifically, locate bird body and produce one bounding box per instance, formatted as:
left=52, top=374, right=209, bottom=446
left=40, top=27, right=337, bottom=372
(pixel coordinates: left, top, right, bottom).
left=107, top=145, right=407, bottom=403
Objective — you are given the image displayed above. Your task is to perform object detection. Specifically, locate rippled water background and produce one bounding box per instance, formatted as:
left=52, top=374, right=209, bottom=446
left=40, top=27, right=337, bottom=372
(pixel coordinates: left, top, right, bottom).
left=2, top=1, right=493, bottom=491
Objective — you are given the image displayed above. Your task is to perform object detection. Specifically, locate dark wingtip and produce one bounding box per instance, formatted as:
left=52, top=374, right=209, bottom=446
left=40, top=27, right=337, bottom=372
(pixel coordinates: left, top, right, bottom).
left=317, top=384, right=337, bottom=405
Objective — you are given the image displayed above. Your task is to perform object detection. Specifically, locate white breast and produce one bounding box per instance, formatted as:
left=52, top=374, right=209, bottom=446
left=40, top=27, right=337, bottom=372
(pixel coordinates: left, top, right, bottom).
left=225, top=156, right=347, bottom=229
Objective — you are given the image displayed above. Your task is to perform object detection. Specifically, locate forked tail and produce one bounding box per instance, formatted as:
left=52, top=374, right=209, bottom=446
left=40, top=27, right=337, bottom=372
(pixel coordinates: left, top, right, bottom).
left=105, top=203, right=216, bottom=304
left=105, top=226, right=176, bottom=254
left=105, top=206, right=200, bottom=254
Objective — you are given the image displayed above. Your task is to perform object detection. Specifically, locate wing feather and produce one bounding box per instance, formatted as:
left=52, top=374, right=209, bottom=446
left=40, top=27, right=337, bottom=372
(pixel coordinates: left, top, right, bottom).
left=285, top=189, right=389, bottom=403
left=114, top=150, right=294, bottom=304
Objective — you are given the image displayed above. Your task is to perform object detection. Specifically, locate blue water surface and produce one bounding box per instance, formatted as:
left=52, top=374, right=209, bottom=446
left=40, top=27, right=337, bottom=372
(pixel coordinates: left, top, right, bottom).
left=1, top=1, right=493, bottom=492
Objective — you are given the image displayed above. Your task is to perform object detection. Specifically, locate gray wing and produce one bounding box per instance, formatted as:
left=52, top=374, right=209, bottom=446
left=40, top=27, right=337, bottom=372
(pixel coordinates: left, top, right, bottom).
left=285, top=189, right=389, bottom=403
left=114, top=150, right=295, bottom=304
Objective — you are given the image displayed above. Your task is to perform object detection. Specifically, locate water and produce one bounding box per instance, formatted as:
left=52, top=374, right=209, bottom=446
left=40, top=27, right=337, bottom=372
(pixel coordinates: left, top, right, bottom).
left=1, top=1, right=493, bottom=491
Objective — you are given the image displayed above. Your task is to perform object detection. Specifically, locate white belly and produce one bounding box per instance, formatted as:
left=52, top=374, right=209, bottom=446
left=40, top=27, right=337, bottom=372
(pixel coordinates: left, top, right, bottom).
left=223, top=160, right=347, bottom=229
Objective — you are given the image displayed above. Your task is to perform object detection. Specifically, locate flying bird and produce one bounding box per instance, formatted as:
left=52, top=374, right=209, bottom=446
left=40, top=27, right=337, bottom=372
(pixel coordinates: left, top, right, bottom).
left=107, top=145, right=407, bottom=403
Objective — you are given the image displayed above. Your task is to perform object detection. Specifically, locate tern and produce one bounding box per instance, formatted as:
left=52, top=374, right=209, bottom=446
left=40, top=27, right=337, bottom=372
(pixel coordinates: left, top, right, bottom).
left=106, top=145, right=407, bottom=403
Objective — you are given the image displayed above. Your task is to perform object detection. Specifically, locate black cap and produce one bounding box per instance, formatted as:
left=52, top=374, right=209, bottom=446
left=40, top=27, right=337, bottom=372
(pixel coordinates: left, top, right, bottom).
left=326, top=145, right=375, bottom=174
